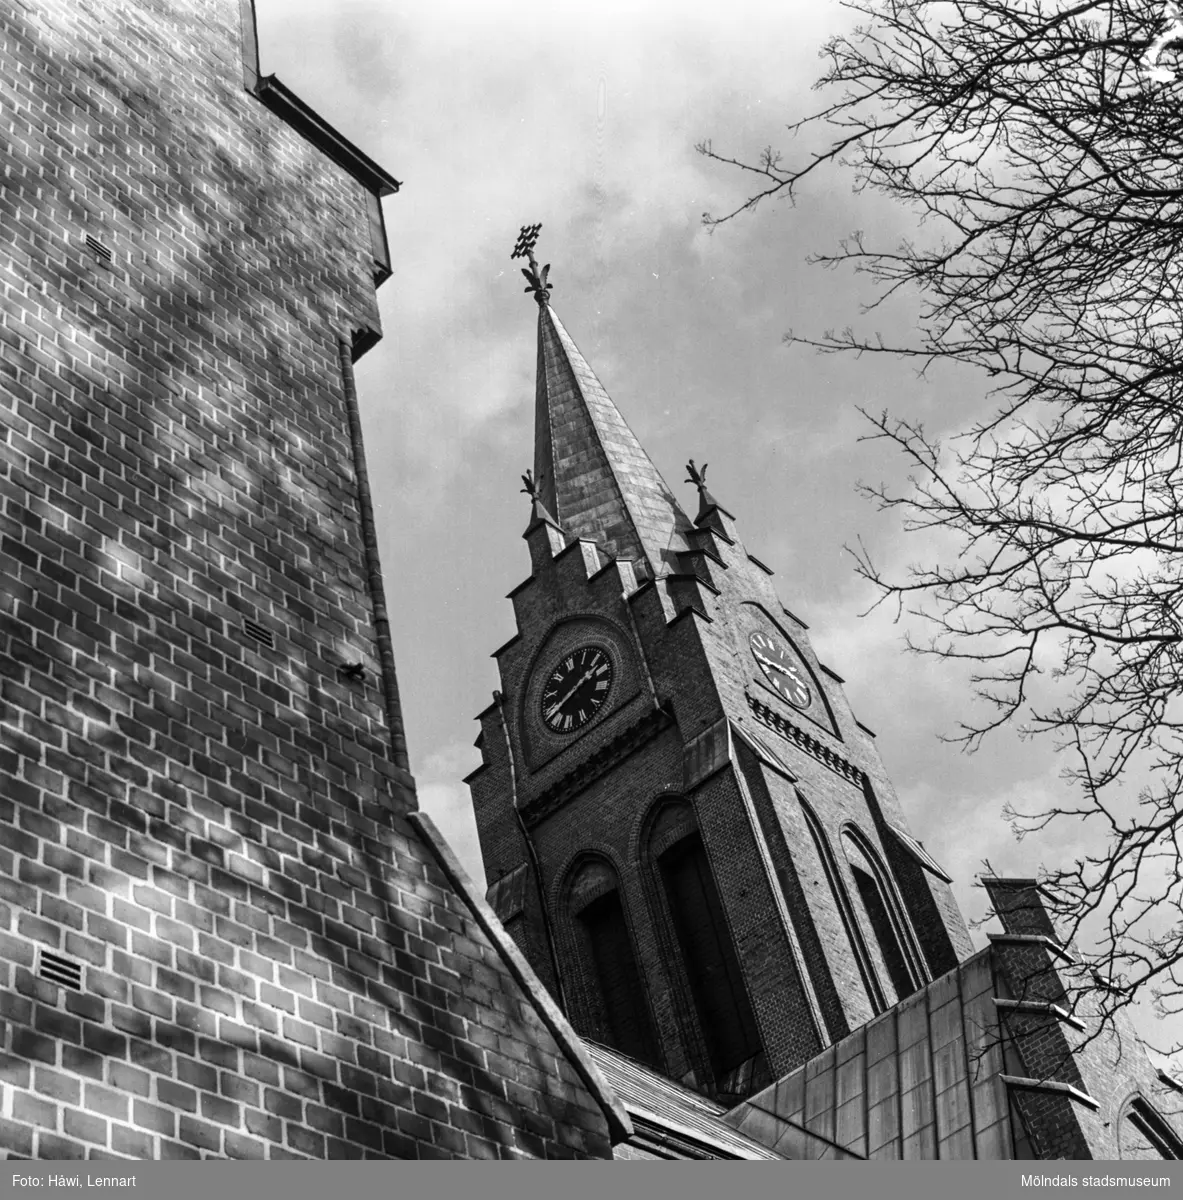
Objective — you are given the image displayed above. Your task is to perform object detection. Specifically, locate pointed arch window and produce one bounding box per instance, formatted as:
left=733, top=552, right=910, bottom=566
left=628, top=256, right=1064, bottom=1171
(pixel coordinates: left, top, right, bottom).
left=1118, top=1095, right=1183, bottom=1159
left=841, top=828, right=921, bottom=1004
left=567, top=858, right=659, bottom=1067
left=798, top=798, right=887, bottom=1014
left=657, top=830, right=762, bottom=1082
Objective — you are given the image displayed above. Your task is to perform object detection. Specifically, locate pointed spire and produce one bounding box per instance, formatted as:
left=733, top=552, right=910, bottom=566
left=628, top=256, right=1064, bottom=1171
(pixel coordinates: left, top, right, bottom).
left=512, top=225, right=693, bottom=577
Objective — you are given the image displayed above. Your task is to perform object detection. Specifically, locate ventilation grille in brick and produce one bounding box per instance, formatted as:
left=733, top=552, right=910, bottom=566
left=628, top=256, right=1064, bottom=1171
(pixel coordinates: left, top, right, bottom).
left=39, top=950, right=82, bottom=991
left=84, top=233, right=113, bottom=262
left=242, top=618, right=275, bottom=649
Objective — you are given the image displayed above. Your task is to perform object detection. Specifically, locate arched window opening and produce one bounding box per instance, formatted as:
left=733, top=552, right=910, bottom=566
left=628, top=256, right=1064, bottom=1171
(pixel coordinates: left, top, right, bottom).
left=575, top=888, right=659, bottom=1066
left=657, top=831, right=762, bottom=1082
left=798, top=799, right=886, bottom=1015
left=1119, top=1096, right=1183, bottom=1159
left=567, top=858, right=659, bottom=1068
left=842, top=830, right=920, bottom=1004
left=849, top=863, right=913, bottom=1001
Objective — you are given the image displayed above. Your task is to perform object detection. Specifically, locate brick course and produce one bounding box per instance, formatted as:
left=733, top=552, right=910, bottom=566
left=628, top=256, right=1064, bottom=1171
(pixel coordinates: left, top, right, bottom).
left=1, top=0, right=614, bottom=1160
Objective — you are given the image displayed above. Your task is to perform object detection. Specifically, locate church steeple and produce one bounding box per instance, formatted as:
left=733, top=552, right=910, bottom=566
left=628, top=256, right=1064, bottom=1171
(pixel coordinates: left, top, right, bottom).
left=512, top=226, right=693, bottom=577
left=469, top=224, right=977, bottom=1109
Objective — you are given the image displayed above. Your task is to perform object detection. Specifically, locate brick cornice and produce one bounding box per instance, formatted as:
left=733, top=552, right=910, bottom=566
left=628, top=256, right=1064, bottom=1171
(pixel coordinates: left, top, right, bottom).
left=988, top=932, right=1076, bottom=965
left=745, top=692, right=866, bottom=786
left=1001, top=1075, right=1099, bottom=1111
left=520, top=705, right=676, bottom=828
left=994, top=997, right=1086, bottom=1032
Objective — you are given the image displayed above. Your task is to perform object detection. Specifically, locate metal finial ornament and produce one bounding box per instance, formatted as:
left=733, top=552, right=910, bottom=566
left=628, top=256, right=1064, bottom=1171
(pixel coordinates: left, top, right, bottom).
left=511, top=223, right=553, bottom=304
left=686, top=458, right=721, bottom=516
left=512, top=224, right=542, bottom=260
left=520, top=467, right=561, bottom=530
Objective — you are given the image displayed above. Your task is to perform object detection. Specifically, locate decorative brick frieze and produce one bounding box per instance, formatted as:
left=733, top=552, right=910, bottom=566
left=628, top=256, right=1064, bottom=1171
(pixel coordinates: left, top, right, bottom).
left=746, top=692, right=866, bottom=786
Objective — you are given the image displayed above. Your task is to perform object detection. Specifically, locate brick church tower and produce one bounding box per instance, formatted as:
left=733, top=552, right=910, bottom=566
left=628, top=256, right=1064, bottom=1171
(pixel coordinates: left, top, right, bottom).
left=0, top=0, right=628, bottom=1160
left=467, top=233, right=976, bottom=1104
left=469, top=235, right=1183, bottom=1162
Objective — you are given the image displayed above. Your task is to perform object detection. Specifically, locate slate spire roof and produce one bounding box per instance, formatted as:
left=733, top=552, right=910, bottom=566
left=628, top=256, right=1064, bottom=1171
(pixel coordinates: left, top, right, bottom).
left=530, top=296, right=693, bottom=577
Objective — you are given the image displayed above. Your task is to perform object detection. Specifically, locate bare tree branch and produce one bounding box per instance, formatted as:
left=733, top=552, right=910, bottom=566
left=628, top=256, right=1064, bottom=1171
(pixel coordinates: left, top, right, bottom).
left=703, top=0, right=1183, bottom=1052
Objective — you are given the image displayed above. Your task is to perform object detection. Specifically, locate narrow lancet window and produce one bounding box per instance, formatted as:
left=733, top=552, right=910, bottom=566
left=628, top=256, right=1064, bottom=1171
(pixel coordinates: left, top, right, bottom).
left=658, top=832, right=761, bottom=1081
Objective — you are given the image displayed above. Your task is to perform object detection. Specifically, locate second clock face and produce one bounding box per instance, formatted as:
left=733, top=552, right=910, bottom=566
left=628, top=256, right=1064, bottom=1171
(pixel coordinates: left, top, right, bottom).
left=749, top=630, right=811, bottom=710
left=541, top=645, right=614, bottom=733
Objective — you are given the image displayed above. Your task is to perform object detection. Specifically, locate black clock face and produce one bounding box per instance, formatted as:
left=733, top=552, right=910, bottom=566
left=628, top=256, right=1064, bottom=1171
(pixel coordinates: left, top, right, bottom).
left=749, top=630, right=811, bottom=710
left=541, top=645, right=614, bottom=733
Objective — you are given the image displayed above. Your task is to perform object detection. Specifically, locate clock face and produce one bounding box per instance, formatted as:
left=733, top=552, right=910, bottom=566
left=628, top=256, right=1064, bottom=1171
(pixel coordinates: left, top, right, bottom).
left=541, top=645, right=614, bottom=733
left=749, top=630, right=811, bottom=710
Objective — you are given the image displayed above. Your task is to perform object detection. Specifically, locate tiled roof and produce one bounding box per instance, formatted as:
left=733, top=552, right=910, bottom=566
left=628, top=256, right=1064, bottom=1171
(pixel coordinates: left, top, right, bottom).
left=584, top=1042, right=785, bottom=1159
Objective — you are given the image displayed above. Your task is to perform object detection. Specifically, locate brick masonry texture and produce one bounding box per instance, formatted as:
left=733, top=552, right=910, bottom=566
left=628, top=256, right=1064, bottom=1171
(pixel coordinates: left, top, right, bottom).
left=471, top=287, right=1183, bottom=1159
left=0, top=0, right=612, bottom=1160
left=986, top=897, right=1183, bottom=1161
left=471, top=308, right=978, bottom=1097
left=724, top=919, right=1183, bottom=1159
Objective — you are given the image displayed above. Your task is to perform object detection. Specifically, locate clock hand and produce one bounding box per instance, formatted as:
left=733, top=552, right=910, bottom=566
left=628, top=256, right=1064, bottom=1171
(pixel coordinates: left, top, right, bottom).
left=549, top=666, right=598, bottom=714
left=752, top=649, right=795, bottom=673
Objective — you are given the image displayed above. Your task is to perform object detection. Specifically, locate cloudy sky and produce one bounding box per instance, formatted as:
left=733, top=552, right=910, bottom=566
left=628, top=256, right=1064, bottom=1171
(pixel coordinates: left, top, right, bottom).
left=253, top=0, right=1125, bottom=1014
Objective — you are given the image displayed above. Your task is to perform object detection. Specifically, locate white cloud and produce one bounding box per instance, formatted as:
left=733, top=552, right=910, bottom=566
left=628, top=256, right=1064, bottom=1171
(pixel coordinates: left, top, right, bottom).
left=415, top=738, right=487, bottom=890
left=252, top=0, right=1180, bottom=1051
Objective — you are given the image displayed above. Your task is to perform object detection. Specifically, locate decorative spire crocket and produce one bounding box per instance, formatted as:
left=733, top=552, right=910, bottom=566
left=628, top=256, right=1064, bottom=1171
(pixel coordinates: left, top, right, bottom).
left=520, top=467, right=562, bottom=532
left=686, top=458, right=731, bottom=524
left=511, top=223, right=553, bottom=304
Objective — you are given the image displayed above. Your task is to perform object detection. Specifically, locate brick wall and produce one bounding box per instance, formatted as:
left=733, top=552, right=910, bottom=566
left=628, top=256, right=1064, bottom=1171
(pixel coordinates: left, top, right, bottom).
left=0, top=0, right=615, bottom=1160
left=985, top=882, right=1183, bottom=1161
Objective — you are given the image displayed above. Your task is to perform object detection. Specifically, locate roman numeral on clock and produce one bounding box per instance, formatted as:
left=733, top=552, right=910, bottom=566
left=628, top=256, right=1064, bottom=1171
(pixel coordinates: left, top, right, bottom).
left=539, top=644, right=615, bottom=733
left=749, top=629, right=811, bottom=711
